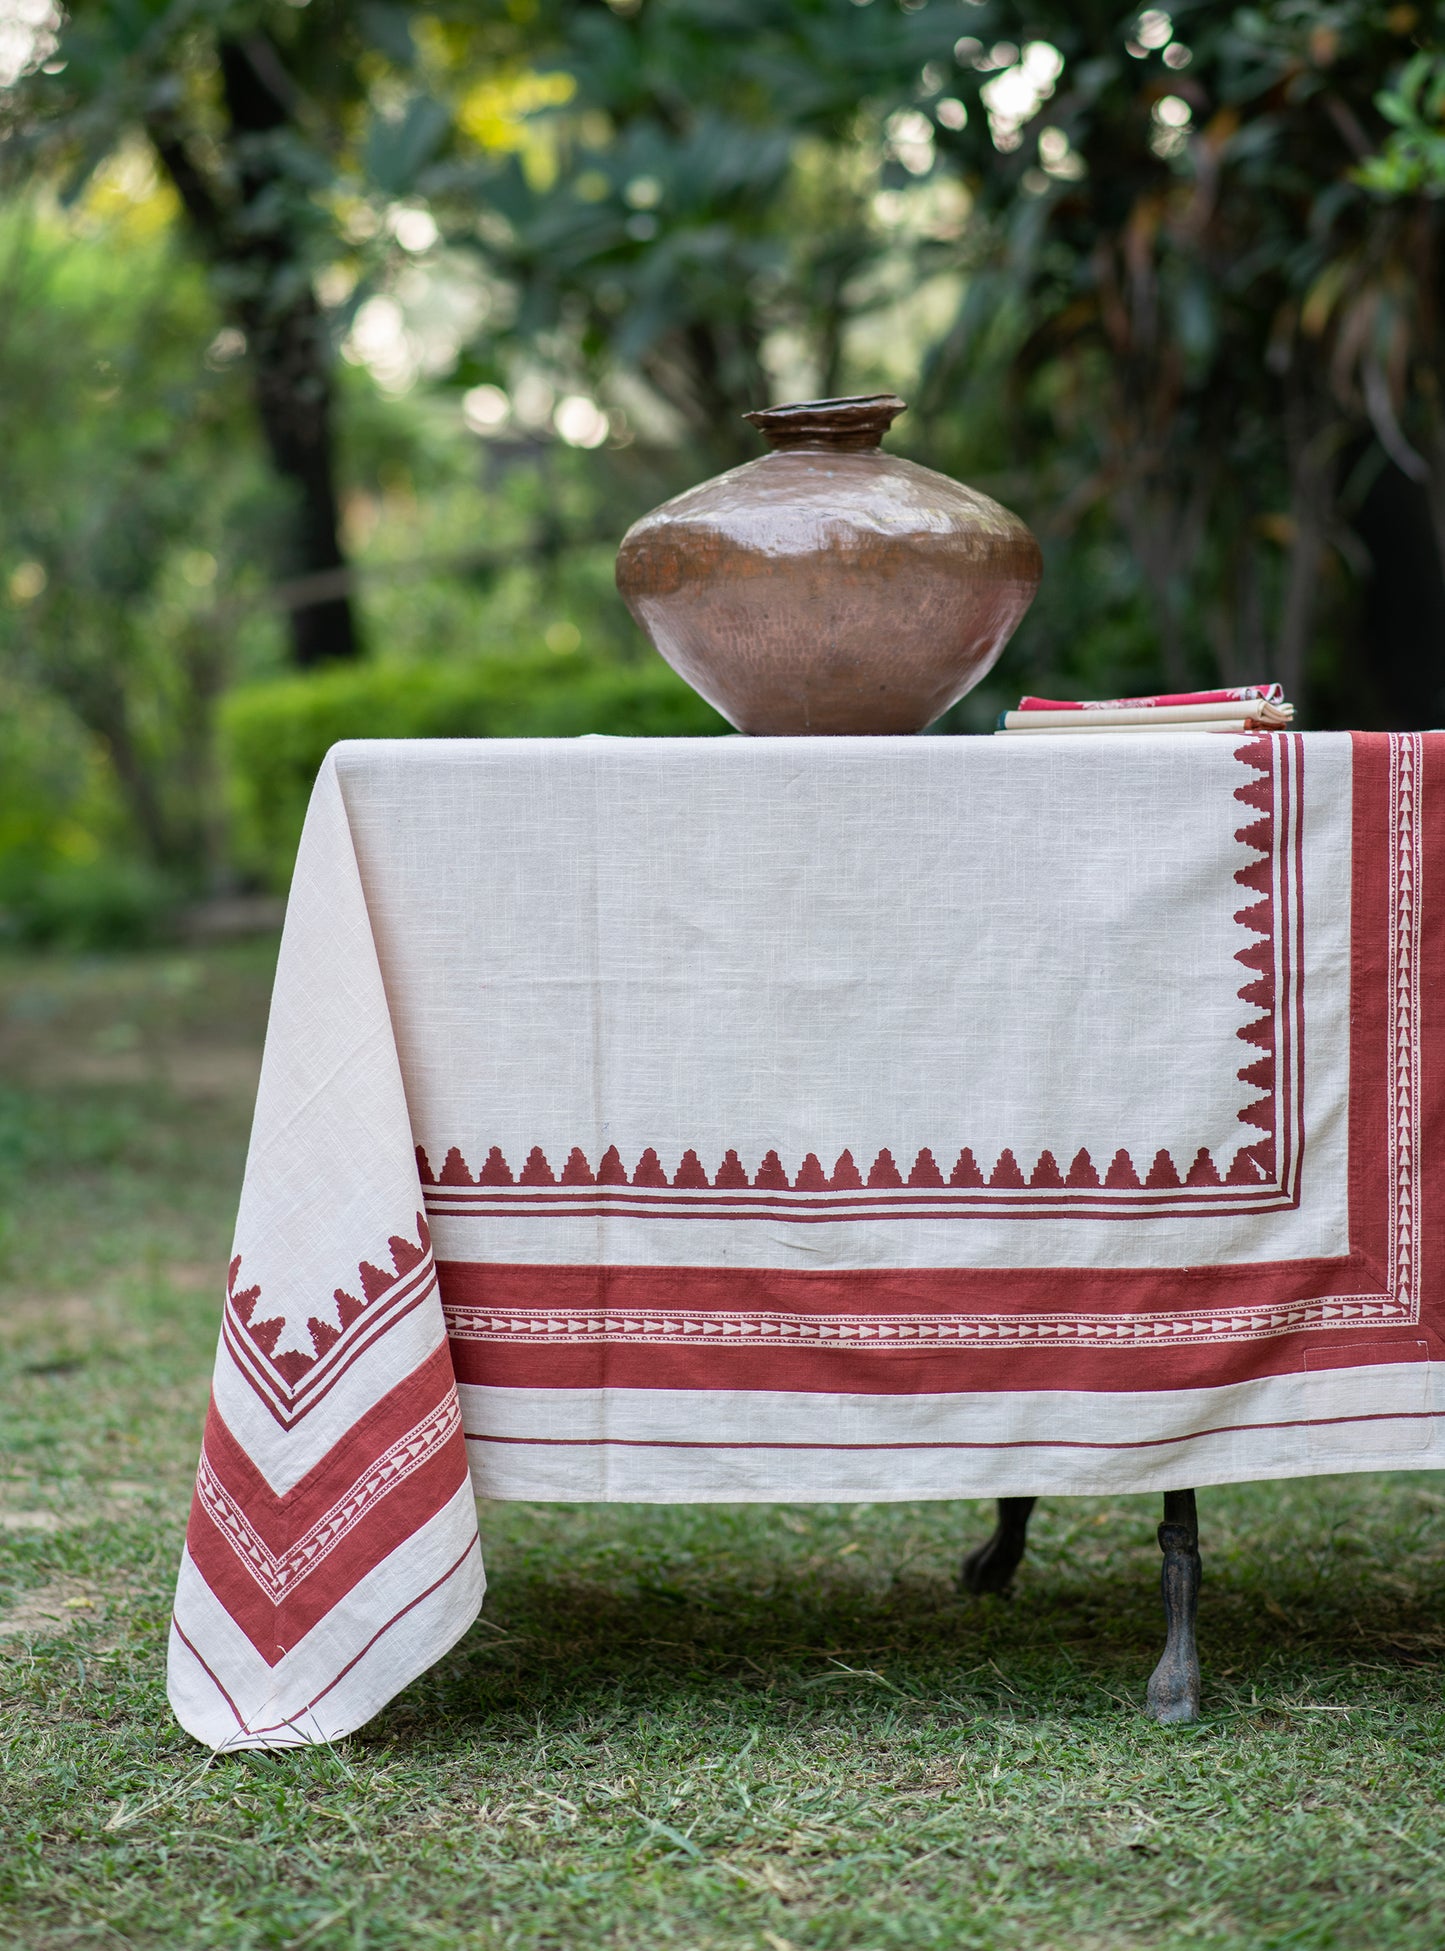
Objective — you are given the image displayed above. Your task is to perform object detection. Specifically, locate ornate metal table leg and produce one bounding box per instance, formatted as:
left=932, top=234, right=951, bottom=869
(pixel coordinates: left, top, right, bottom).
left=961, top=1496, right=1037, bottom=1594
left=1146, top=1488, right=1201, bottom=1724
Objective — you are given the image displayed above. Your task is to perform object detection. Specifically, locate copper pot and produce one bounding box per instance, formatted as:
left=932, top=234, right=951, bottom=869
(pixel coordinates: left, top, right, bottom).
left=615, top=394, right=1042, bottom=735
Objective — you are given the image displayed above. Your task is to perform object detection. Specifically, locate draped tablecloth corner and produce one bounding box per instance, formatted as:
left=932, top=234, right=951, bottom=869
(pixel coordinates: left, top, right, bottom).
left=170, top=730, right=1445, bottom=1747
left=168, top=753, right=484, bottom=1750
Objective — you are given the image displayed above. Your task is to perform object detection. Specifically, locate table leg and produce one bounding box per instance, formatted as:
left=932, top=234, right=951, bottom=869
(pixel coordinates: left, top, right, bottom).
left=1145, top=1488, right=1201, bottom=1724
left=961, top=1496, right=1037, bottom=1594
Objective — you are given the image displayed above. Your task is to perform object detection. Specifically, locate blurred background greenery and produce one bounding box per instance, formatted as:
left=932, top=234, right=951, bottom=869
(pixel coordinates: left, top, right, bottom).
left=0, top=0, right=1442, bottom=945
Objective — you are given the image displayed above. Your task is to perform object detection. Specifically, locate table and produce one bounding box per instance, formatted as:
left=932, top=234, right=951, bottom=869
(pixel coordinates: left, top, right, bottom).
left=169, top=731, right=1445, bottom=1748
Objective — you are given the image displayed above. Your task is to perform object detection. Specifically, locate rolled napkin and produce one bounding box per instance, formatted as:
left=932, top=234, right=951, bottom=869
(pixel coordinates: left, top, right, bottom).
left=1016, top=685, right=1285, bottom=711
left=997, top=685, right=1293, bottom=734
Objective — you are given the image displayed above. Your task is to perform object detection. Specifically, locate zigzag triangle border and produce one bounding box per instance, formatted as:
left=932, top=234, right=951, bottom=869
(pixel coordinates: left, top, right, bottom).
left=420, top=736, right=1289, bottom=1210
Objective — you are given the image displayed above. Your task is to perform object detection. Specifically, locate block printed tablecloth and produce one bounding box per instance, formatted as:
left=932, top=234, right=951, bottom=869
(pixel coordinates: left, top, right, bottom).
left=170, top=732, right=1445, bottom=1747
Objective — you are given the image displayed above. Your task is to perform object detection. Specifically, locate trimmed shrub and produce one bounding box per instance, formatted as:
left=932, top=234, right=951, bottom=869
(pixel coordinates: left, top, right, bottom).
left=0, top=855, right=179, bottom=950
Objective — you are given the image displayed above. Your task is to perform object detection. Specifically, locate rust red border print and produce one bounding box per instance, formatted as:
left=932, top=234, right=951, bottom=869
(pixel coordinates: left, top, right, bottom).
left=422, top=734, right=1306, bottom=1224
left=222, top=1215, right=439, bottom=1427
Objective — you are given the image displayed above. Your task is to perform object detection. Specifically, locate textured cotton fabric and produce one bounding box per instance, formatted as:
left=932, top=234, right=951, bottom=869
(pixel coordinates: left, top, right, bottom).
left=170, top=731, right=1445, bottom=1748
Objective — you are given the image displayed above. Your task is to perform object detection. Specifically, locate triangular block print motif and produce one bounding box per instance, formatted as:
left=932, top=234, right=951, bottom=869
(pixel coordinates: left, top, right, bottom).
left=424, top=724, right=1290, bottom=1219
left=1231, top=733, right=1279, bottom=1182
left=226, top=1213, right=437, bottom=1397
left=423, top=1130, right=1258, bottom=1203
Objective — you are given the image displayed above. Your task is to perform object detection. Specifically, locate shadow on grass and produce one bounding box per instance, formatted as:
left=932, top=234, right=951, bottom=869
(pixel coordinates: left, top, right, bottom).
left=373, top=1486, right=1445, bottom=1745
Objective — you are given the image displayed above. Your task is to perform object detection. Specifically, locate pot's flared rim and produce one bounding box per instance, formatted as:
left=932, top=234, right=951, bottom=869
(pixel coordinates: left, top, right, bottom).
left=743, top=394, right=906, bottom=450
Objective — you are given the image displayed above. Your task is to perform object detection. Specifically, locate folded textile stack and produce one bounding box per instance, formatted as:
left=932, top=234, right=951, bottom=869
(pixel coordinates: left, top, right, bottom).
left=995, top=684, right=1294, bottom=735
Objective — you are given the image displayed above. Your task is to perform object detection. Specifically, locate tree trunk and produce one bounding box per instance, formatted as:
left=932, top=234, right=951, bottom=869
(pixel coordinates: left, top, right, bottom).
left=149, top=35, right=359, bottom=668
left=60, top=650, right=187, bottom=873
left=219, top=38, right=357, bottom=667
left=238, top=282, right=357, bottom=668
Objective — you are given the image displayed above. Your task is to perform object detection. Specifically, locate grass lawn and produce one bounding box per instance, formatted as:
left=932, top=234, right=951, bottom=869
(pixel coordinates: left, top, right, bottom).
left=4, top=944, right=1445, bottom=1951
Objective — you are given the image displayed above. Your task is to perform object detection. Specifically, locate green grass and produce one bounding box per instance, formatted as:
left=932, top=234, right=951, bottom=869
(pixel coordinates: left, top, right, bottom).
left=4, top=946, right=1445, bottom=1950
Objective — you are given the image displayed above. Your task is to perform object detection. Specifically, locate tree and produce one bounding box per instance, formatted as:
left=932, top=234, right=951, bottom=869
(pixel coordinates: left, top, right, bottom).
left=0, top=205, right=273, bottom=889
left=914, top=2, right=1443, bottom=710
left=431, top=0, right=1444, bottom=717
left=144, top=25, right=360, bottom=666
left=435, top=0, right=968, bottom=464
left=6, top=0, right=496, bottom=668
left=27, top=0, right=427, bottom=668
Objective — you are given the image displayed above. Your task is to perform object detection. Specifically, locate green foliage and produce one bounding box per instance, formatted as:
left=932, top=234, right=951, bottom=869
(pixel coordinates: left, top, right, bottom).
left=222, top=651, right=728, bottom=883
left=0, top=675, right=117, bottom=870
left=448, top=0, right=965, bottom=456
left=0, top=856, right=180, bottom=951
left=912, top=1, right=1444, bottom=705
left=0, top=675, right=180, bottom=950
left=3, top=0, right=1445, bottom=917
left=0, top=203, right=282, bottom=893
left=1358, top=51, right=1445, bottom=196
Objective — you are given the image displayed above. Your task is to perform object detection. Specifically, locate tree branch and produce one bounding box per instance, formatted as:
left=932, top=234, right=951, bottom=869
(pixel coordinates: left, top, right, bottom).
left=144, top=116, right=229, bottom=249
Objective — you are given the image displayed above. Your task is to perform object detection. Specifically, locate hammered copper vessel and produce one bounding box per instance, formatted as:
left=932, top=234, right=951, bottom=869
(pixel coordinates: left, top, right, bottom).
left=615, top=394, right=1042, bottom=735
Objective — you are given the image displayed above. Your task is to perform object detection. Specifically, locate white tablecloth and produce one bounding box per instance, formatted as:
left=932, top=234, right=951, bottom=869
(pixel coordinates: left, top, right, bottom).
left=169, top=731, right=1445, bottom=1747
